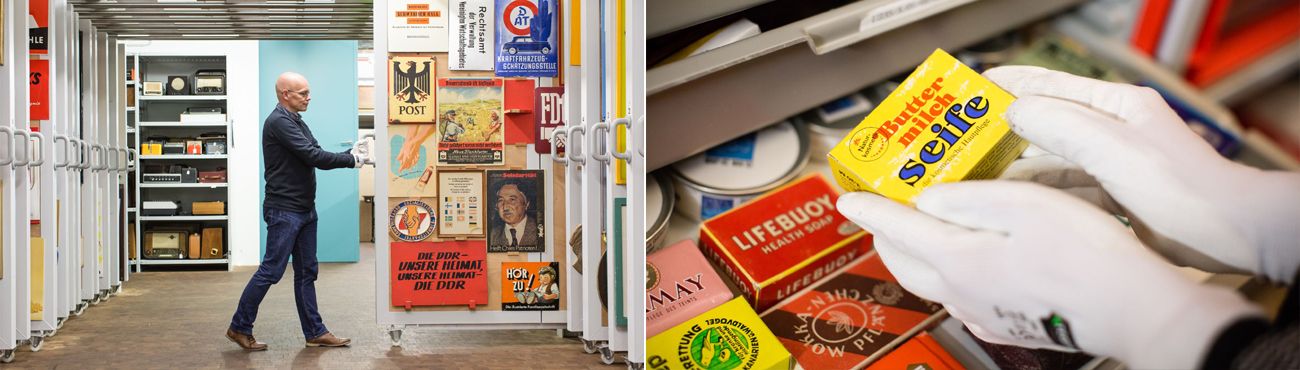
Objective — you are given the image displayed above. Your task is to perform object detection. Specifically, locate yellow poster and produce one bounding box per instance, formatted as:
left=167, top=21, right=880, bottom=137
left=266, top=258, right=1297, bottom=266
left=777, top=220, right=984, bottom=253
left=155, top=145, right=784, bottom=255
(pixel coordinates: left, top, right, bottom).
left=568, top=0, right=580, bottom=66
left=614, top=0, right=627, bottom=185
left=388, top=53, right=438, bottom=124
left=32, top=237, right=44, bottom=320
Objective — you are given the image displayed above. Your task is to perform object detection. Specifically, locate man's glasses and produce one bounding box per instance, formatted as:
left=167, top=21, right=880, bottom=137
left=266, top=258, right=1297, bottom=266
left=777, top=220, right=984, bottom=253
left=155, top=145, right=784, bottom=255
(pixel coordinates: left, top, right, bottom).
left=286, top=89, right=310, bottom=97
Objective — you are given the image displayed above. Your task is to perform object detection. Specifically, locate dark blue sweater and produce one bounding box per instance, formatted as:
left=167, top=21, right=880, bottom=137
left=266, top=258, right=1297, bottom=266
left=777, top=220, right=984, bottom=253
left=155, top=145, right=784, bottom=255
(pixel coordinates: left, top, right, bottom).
left=263, top=104, right=355, bottom=213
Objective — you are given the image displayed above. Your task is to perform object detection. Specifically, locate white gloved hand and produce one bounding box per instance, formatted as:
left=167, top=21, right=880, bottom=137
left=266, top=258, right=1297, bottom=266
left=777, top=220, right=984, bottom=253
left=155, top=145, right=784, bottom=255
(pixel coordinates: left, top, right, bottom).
left=837, top=181, right=1262, bottom=369
left=351, top=136, right=374, bottom=167
left=985, top=65, right=1300, bottom=283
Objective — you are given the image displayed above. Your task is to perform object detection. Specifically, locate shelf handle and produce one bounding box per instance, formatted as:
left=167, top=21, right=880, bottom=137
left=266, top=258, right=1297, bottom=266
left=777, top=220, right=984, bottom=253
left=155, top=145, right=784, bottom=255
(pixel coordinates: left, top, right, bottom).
left=54, top=135, right=69, bottom=168
left=29, top=131, right=46, bottom=167
left=610, top=117, right=633, bottom=162
left=550, top=127, right=569, bottom=165
left=13, top=129, right=31, bottom=167
left=637, top=115, right=646, bottom=158
left=0, top=126, right=13, bottom=167
left=568, top=126, right=587, bottom=165
left=590, top=121, right=611, bottom=163
left=127, top=148, right=138, bottom=171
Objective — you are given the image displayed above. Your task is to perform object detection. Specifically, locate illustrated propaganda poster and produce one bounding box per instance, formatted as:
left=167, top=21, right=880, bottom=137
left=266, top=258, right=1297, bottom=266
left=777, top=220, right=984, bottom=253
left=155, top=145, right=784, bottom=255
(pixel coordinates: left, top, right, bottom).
left=28, top=0, right=47, bottom=54
left=436, top=78, right=505, bottom=166
left=486, top=170, right=543, bottom=252
left=448, top=0, right=494, bottom=70
left=494, top=0, right=558, bottom=77
left=388, top=54, right=437, bottom=124
left=389, top=198, right=437, bottom=242
left=534, top=86, right=564, bottom=154
left=437, top=170, right=487, bottom=238
left=501, top=262, right=560, bottom=311
left=388, top=123, right=438, bottom=197
left=390, top=241, right=488, bottom=308
left=388, top=0, right=449, bottom=52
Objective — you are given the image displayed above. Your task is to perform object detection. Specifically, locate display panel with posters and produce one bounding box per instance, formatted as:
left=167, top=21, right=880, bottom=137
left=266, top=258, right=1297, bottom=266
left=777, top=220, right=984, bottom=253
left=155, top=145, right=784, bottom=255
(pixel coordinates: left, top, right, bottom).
left=388, top=54, right=437, bottom=124
left=388, top=0, right=450, bottom=52
left=494, top=0, right=558, bottom=77
left=390, top=241, right=488, bottom=308
left=501, top=262, right=560, bottom=311
left=486, top=170, right=543, bottom=252
left=534, top=86, right=564, bottom=154
left=389, top=198, right=437, bottom=242
left=436, top=78, right=505, bottom=166
left=389, top=123, right=438, bottom=197
left=449, top=0, right=494, bottom=71
left=437, top=169, right=486, bottom=238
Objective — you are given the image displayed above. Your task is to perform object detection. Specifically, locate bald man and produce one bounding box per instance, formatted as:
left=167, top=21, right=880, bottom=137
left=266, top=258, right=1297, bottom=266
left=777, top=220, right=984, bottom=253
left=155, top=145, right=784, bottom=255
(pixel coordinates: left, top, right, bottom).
left=227, top=72, right=365, bottom=350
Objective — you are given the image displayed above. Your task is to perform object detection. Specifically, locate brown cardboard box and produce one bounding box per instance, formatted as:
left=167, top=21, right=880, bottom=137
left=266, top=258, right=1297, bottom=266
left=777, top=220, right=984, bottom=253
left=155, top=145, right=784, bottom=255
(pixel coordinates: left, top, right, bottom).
left=202, top=227, right=224, bottom=259
left=191, top=201, right=225, bottom=215
left=360, top=198, right=374, bottom=242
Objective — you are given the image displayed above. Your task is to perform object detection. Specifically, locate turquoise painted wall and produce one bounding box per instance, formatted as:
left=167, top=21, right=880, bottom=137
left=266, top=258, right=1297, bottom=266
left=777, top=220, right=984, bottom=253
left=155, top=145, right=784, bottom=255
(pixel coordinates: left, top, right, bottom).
left=258, top=40, right=360, bottom=263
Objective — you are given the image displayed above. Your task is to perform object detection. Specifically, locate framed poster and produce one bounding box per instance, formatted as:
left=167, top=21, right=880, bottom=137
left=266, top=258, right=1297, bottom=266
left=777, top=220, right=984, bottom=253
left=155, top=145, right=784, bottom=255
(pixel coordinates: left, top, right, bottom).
left=30, top=59, right=48, bottom=120
left=389, top=198, right=437, bottom=242
left=501, top=262, right=560, bottom=311
left=494, top=0, right=558, bottom=76
left=388, top=123, right=438, bottom=197
left=435, top=78, right=505, bottom=166
left=388, top=0, right=449, bottom=52
left=437, top=169, right=486, bottom=238
left=390, top=241, right=488, bottom=308
left=486, top=170, right=544, bottom=252
left=534, top=86, right=564, bottom=154
left=448, top=0, right=494, bottom=71
left=29, top=0, right=47, bottom=54
left=388, top=54, right=437, bottom=124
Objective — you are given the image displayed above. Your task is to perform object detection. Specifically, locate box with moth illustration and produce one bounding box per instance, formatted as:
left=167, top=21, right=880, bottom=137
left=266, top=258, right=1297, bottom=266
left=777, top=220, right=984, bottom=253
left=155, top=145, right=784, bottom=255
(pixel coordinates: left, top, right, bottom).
left=760, top=252, right=944, bottom=369
left=699, top=174, right=872, bottom=312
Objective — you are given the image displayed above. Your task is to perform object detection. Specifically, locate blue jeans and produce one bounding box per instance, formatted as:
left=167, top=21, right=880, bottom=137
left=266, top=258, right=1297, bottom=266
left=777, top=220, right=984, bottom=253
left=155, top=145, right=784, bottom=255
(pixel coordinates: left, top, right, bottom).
left=230, top=207, right=328, bottom=339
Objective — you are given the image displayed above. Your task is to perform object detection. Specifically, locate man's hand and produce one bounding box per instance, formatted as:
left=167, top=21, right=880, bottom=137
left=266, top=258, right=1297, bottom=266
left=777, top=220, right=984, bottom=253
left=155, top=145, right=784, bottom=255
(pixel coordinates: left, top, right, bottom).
left=985, top=66, right=1300, bottom=283
left=837, top=181, right=1261, bottom=369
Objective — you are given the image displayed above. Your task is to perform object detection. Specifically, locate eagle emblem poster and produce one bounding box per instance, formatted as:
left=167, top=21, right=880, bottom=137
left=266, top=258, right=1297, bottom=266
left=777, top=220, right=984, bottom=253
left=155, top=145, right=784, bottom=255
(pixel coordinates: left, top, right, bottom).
left=388, top=54, right=436, bottom=124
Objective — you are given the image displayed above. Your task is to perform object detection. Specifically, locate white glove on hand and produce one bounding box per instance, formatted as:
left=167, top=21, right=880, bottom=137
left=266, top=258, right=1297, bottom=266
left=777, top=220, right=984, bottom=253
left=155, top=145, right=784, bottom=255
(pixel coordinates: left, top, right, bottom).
left=837, top=181, right=1262, bottom=369
left=985, top=66, right=1300, bottom=283
left=351, top=136, right=374, bottom=168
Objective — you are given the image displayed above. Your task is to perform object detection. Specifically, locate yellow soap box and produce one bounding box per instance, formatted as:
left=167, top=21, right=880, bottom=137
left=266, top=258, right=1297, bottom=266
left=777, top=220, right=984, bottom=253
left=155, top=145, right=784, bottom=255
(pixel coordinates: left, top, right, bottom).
left=827, top=49, right=1027, bottom=202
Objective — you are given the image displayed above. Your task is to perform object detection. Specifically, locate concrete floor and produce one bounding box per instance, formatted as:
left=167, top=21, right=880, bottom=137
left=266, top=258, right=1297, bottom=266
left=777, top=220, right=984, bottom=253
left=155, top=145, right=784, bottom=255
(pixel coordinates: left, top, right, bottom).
left=6, top=244, right=612, bottom=369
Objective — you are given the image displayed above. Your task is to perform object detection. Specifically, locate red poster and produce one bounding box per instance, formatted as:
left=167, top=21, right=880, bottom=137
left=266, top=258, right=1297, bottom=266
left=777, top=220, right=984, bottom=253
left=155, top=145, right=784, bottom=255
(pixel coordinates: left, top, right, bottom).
left=29, top=0, right=49, bottom=54
left=390, top=241, right=488, bottom=309
left=30, top=60, right=50, bottom=120
left=503, top=79, right=536, bottom=145
left=534, top=87, right=565, bottom=154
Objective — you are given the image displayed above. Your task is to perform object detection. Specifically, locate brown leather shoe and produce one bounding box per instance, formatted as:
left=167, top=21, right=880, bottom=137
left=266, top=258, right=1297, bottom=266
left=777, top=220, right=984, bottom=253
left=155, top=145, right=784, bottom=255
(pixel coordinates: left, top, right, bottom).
left=305, top=332, right=351, bottom=347
left=226, top=329, right=268, bottom=351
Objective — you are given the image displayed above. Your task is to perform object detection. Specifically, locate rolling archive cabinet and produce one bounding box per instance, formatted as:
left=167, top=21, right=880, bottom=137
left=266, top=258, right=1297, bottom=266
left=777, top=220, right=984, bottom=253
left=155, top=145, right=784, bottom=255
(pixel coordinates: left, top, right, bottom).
left=371, top=0, right=644, bottom=368
left=1, top=0, right=131, bottom=361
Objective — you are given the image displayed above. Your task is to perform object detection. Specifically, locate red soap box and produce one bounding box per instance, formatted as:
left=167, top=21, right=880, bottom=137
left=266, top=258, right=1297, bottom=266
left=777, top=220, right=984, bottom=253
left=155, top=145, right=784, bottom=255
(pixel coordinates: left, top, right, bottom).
left=646, top=239, right=736, bottom=337
left=866, top=332, right=965, bottom=370
left=699, top=173, right=873, bottom=312
left=760, top=252, right=945, bottom=369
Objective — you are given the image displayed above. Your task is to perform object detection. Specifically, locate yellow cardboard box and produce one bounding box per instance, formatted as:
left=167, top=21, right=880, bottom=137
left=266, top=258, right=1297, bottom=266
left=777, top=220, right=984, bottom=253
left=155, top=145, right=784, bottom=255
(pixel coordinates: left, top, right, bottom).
left=648, top=297, right=793, bottom=370
left=828, top=49, right=1027, bottom=203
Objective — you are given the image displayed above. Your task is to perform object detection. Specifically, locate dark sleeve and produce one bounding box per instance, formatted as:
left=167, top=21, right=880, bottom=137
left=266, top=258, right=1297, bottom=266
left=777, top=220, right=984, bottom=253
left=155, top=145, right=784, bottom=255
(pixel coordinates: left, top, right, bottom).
left=266, top=116, right=355, bottom=170
left=1204, top=269, right=1300, bottom=370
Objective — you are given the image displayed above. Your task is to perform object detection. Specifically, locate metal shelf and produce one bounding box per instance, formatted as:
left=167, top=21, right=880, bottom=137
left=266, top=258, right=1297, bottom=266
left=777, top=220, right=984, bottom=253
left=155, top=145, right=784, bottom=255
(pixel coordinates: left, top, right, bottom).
left=140, top=183, right=228, bottom=188
left=139, top=215, right=228, bottom=221
left=127, top=107, right=136, bottom=111
left=138, top=121, right=229, bottom=127
left=127, top=208, right=137, bottom=213
left=138, top=95, right=227, bottom=101
left=647, top=0, right=1084, bottom=170
left=140, top=154, right=228, bottom=160
left=132, top=259, right=229, bottom=266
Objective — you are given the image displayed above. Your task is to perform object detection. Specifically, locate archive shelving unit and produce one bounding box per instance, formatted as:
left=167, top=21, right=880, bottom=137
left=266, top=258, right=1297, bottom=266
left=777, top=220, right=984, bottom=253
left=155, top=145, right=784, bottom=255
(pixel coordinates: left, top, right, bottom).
left=127, top=54, right=232, bottom=271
